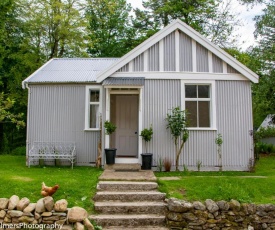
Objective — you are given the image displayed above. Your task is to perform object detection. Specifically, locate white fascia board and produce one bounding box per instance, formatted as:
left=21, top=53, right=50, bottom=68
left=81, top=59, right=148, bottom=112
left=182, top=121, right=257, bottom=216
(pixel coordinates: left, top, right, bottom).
left=111, top=72, right=247, bottom=81
left=96, top=21, right=181, bottom=83
left=22, top=59, right=54, bottom=89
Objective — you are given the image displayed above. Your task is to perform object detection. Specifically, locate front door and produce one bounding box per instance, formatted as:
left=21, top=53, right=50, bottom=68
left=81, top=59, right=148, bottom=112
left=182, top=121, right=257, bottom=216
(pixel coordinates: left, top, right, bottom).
left=110, top=94, right=139, bottom=157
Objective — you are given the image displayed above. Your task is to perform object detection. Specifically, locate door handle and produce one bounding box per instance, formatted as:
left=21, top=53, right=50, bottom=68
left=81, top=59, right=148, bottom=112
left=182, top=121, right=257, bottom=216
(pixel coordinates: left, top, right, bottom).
left=135, top=132, right=138, bottom=134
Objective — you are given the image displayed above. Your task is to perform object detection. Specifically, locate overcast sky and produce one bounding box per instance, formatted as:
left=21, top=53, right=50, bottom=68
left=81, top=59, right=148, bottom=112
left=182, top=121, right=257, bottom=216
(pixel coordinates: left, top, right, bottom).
left=127, top=0, right=265, bottom=50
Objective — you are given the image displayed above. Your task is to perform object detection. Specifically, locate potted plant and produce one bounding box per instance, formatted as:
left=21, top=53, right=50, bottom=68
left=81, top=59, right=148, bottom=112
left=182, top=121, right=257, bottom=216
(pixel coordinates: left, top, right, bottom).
left=140, top=125, right=153, bottom=170
left=104, top=120, right=117, bottom=165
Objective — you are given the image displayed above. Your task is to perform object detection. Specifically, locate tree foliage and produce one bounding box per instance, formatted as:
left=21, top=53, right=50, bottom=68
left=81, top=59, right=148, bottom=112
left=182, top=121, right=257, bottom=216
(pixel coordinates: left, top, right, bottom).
left=166, top=107, right=189, bottom=171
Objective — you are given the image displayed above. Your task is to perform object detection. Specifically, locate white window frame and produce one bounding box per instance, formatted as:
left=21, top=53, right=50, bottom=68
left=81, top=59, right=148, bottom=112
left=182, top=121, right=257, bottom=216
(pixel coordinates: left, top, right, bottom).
left=85, top=85, right=102, bottom=131
left=181, top=80, right=217, bottom=130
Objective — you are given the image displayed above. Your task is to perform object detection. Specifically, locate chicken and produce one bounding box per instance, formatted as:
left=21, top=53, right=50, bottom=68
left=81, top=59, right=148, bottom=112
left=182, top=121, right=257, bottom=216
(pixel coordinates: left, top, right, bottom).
left=41, top=182, right=59, bottom=197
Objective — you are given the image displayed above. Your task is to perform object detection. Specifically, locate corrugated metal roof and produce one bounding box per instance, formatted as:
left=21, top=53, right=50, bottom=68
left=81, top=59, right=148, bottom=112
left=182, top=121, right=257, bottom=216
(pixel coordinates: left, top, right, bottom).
left=23, top=58, right=120, bottom=84
left=102, top=77, right=145, bottom=86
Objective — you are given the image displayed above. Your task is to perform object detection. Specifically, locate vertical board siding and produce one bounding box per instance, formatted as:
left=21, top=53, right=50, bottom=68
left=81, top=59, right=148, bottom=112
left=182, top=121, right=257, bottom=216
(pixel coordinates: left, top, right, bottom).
left=164, top=32, right=176, bottom=71
left=216, top=81, right=253, bottom=169
left=179, top=32, right=193, bottom=72
left=227, top=64, right=240, bottom=74
left=133, top=53, right=144, bottom=72
left=148, top=43, right=160, bottom=71
left=212, top=54, right=223, bottom=73
left=117, top=63, right=129, bottom=72
left=143, top=80, right=180, bottom=165
left=28, top=85, right=98, bottom=165
left=196, top=43, right=209, bottom=72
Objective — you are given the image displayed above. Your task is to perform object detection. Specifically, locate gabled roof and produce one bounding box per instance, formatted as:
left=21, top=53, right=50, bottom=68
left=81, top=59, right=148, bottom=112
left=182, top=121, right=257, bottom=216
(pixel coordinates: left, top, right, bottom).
left=22, top=58, right=119, bottom=88
left=96, top=19, right=259, bottom=83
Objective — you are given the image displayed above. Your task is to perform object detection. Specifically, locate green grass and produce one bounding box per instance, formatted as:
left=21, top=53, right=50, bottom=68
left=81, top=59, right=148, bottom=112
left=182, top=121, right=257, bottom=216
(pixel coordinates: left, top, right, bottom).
left=0, top=155, right=102, bottom=212
left=155, top=155, right=275, bottom=204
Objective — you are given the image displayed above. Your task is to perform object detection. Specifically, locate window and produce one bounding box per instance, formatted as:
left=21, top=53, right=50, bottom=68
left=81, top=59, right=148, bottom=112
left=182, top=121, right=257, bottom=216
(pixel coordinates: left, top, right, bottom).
left=182, top=81, right=216, bottom=129
left=85, top=86, right=102, bottom=130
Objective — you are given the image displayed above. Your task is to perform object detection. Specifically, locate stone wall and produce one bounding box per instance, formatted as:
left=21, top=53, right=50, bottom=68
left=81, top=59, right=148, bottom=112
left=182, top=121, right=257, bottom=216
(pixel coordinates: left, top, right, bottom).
left=0, top=195, right=94, bottom=230
left=166, top=198, right=275, bottom=230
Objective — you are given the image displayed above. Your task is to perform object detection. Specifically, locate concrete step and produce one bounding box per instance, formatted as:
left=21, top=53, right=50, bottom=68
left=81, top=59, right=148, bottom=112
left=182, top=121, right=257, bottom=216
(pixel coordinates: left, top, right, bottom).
left=97, top=181, right=158, bottom=191
left=94, top=201, right=167, bottom=214
left=89, top=214, right=166, bottom=227
left=104, top=163, right=141, bottom=171
left=93, top=191, right=166, bottom=202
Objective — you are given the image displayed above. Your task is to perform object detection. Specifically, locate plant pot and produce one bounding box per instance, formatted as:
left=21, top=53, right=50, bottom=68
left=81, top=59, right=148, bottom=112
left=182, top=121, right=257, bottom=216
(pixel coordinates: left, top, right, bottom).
left=105, top=148, right=117, bottom=164
left=141, top=153, right=153, bottom=170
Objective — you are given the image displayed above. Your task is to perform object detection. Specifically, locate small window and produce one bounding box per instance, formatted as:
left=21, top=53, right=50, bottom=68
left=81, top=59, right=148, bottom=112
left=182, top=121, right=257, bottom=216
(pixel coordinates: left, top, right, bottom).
left=86, top=86, right=102, bottom=130
left=185, top=84, right=211, bottom=128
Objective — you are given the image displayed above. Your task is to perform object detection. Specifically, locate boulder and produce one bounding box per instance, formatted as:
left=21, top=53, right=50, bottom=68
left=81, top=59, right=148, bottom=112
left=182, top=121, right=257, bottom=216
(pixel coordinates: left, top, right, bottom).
left=35, top=198, right=46, bottom=213
left=8, top=195, right=19, bottom=210
left=54, top=199, right=68, bottom=212
left=23, top=203, right=36, bottom=213
left=75, top=222, right=85, bottom=230
left=0, top=198, right=9, bottom=210
left=7, top=210, right=23, bottom=218
left=41, top=212, right=52, bottom=217
left=83, top=218, right=94, bottom=230
left=193, top=201, right=206, bottom=211
left=67, top=207, right=88, bottom=223
left=217, top=200, right=230, bottom=211
left=18, top=216, right=34, bottom=223
left=43, top=196, right=54, bottom=212
left=229, top=199, right=241, bottom=211
left=17, top=197, right=30, bottom=211
left=205, top=199, right=219, bottom=213
left=167, top=198, right=193, bottom=212
left=0, top=210, right=6, bottom=218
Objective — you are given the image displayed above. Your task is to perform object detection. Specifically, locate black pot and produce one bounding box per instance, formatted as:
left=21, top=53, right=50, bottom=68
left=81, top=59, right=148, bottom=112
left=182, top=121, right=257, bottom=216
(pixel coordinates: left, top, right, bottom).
left=141, top=153, right=153, bottom=170
left=105, top=148, right=117, bottom=164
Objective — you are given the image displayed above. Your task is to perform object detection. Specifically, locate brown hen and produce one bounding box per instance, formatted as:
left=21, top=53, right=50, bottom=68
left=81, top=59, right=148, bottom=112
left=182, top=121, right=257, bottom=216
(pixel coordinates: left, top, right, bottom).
left=41, top=182, right=59, bottom=197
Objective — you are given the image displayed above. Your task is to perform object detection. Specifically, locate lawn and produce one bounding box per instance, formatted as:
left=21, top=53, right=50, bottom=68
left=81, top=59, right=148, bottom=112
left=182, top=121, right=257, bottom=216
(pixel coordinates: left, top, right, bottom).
left=0, top=155, right=102, bottom=212
left=156, top=155, right=275, bottom=204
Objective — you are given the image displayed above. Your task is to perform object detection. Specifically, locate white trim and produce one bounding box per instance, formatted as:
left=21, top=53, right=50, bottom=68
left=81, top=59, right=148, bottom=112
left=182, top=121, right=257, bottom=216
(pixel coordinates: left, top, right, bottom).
left=96, top=19, right=258, bottom=83
left=85, top=85, right=103, bottom=131
left=104, top=85, right=143, bottom=89
left=208, top=51, right=213, bottom=73
left=144, top=50, right=148, bottom=72
left=159, top=40, right=164, bottom=71
left=192, top=39, right=196, bottom=72
left=111, top=72, right=247, bottom=81
left=181, top=80, right=217, bottom=130
left=223, top=61, right=227, bottom=73
left=22, top=59, right=54, bottom=89
left=175, top=30, right=180, bottom=72
left=115, top=158, right=140, bottom=164
left=129, top=61, right=133, bottom=72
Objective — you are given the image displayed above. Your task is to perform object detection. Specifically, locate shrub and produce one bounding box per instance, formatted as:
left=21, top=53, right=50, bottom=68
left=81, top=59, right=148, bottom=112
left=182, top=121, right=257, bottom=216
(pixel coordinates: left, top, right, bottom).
left=254, top=127, right=275, bottom=141
left=11, top=146, right=26, bottom=155
left=256, top=142, right=275, bottom=154
left=163, top=158, right=172, bottom=172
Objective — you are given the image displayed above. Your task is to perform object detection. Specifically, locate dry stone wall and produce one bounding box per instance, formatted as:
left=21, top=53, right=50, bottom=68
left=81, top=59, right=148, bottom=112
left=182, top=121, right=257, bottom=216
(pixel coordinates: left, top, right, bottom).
left=166, top=198, right=275, bottom=230
left=0, top=196, right=94, bottom=230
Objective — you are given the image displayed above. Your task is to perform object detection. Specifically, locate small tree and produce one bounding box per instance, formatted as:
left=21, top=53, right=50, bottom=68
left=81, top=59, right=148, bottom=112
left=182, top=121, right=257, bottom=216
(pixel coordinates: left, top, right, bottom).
left=215, top=133, right=223, bottom=171
left=166, top=107, right=189, bottom=171
left=140, top=125, right=153, bottom=153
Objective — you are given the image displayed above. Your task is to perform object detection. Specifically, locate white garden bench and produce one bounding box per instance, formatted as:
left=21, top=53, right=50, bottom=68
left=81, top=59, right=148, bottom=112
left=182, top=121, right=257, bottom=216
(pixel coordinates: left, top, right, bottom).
left=28, top=142, right=76, bottom=169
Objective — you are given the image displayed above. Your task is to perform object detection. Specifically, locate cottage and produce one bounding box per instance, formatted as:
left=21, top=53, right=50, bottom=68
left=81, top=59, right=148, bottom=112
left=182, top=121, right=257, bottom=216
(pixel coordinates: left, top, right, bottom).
left=22, top=19, right=258, bottom=171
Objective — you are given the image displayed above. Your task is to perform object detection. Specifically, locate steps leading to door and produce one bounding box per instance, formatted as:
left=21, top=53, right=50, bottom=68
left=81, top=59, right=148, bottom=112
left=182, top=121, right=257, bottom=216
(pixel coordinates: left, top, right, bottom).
left=90, top=180, right=168, bottom=229
left=104, top=163, right=141, bottom=171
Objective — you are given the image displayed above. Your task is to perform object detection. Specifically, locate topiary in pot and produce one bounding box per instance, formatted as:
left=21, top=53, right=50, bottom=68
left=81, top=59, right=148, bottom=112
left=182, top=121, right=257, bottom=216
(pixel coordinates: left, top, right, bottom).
left=140, top=125, right=153, bottom=170
left=104, top=120, right=117, bottom=164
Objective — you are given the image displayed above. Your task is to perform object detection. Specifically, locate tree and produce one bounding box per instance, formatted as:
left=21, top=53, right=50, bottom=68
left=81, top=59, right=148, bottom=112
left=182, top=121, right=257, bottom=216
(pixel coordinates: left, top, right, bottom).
left=253, top=1, right=275, bottom=125
left=166, top=107, right=189, bottom=171
left=133, top=0, right=241, bottom=48
left=86, top=0, right=134, bottom=57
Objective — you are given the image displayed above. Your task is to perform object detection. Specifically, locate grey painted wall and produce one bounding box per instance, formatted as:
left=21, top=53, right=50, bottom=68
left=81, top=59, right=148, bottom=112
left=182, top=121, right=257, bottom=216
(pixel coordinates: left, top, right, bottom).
left=27, top=84, right=99, bottom=166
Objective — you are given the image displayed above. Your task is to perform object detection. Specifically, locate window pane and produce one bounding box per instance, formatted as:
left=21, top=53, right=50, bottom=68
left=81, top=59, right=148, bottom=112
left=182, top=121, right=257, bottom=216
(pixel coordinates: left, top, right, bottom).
left=90, top=90, right=100, bottom=102
left=198, top=85, right=210, bottom=98
left=185, top=85, right=197, bottom=98
left=186, top=101, right=197, bottom=127
left=90, top=104, right=99, bottom=128
left=198, top=101, right=210, bottom=127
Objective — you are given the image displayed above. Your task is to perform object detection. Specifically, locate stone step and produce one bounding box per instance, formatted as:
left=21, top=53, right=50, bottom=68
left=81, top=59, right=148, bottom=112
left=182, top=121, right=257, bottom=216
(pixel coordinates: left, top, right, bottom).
left=93, top=191, right=166, bottom=202
left=89, top=214, right=166, bottom=227
left=104, top=163, right=141, bottom=171
left=97, top=181, right=158, bottom=191
left=94, top=201, right=167, bottom=214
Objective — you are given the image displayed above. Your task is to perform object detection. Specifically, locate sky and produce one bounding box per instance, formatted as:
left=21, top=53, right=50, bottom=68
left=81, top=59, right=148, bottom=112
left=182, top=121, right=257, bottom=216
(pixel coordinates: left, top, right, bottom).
left=127, top=0, right=266, bottom=50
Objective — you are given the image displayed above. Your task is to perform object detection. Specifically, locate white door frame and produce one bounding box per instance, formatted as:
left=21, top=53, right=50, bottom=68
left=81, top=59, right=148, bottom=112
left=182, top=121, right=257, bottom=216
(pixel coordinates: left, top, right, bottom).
left=105, top=86, right=143, bottom=164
